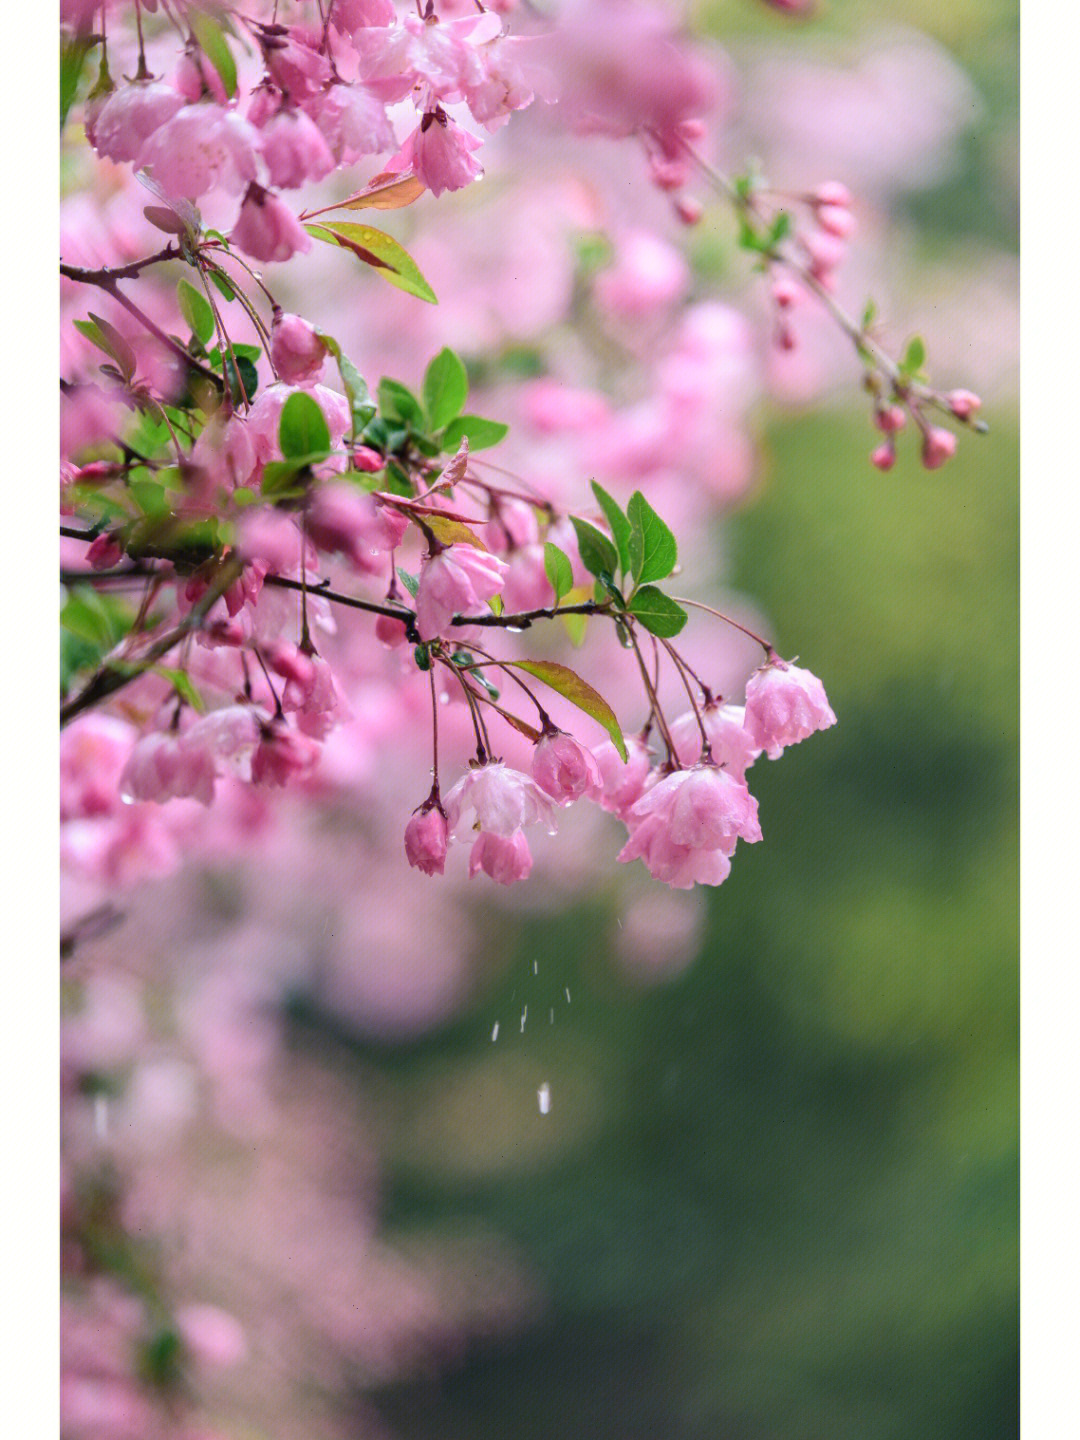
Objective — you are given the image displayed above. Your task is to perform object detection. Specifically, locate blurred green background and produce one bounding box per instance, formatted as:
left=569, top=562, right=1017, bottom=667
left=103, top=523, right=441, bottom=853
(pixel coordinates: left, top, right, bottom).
left=292, top=4, right=1018, bottom=1437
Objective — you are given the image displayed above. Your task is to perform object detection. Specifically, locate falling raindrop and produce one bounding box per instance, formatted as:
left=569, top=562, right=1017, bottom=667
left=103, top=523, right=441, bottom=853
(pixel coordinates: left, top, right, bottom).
left=532, top=960, right=538, bottom=975
left=520, top=1005, right=528, bottom=1033
left=565, top=987, right=571, bottom=1003
left=93, top=1095, right=109, bottom=1140
left=538, top=1082, right=551, bottom=1115
left=491, top=1022, right=499, bottom=1042
left=549, top=1008, right=554, bottom=1025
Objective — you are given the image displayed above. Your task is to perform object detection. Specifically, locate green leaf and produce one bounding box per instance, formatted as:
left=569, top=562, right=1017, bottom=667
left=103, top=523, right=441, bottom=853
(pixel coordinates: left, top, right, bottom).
left=378, top=377, right=424, bottom=427
left=397, top=568, right=420, bottom=599
left=441, top=415, right=508, bottom=451
left=261, top=457, right=321, bottom=497
left=423, top=347, right=469, bottom=431
left=224, top=353, right=258, bottom=405
left=418, top=511, right=488, bottom=550
left=509, top=660, right=626, bottom=762
left=61, top=33, right=95, bottom=131
left=61, top=586, right=133, bottom=649
left=76, top=314, right=137, bottom=383
left=590, top=482, right=631, bottom=576
left=544, top=542, right=574, bottom=603
left=177, top=278, right=215, bottom=347
left=188, top=7, right=237, bottom=98
left=305, top=222, right=437, bottom=304
left=279, top=391, right=331, bottom=460
left=205, top=267, right=235, bottom=301
left=318, top=334, right=376, bottom=437
left=627, top=491, right=677, bottom=585
left=627, top=586, right=687, bottom=638
left=152, top=666, right=205, bottom=713
left=570, top=516, right=618, bottom=581
left=129, top=480, right=170, bottom=519
left=901, top=336, right=926, bottom=375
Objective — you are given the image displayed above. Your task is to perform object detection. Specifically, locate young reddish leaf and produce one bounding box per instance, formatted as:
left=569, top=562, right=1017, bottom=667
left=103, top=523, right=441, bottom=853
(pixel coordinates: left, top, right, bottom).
left=307, top=171, right=427, bottom=216
left=509, top=660, right=627, bottom=761
left=412, top=511, right=488, bottom=550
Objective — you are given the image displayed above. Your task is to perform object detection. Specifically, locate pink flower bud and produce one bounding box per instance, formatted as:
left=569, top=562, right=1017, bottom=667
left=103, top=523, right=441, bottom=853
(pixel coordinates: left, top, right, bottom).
left=771, top=276, right=800, bottom=309
left=258, top=108, right=336, bottom=190
left=175, top=1304, right=248, bottom=1370
left=815, top=203, right=855, bottom=239
left=744, top=658, right=837, bottom=760
left=229, top=184, right=312, bottom=265
left=875, top=405, right=907, bottom=434
left=352, top=446, right=385, bottom=473
left=250, top=721, right=321, bottom=786
left=270, top=312, right=328, bottom=384
left=649, top=156, right=689, bottom=192
left=812, top=181, right=852, bottom=209
left=87, top=533, right=123, bottom=570
left=947, top=388, right=982, bottom=421
left=674, top=195, right=704, bottom=226
left=871, top=442, right=896, bottom=471
left=405, top=806, right=449, bottom=876
left=468, top=829, right=533, bottom=884
left=920, top=426, right=958, bottom=470
left=532, top=731, right=602, bottom=804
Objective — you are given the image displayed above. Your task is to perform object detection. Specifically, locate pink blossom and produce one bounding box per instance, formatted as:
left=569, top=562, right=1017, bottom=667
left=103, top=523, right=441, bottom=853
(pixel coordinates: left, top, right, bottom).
left=502, top=545, right=552, bottom=613
left=815, top=203, right=856, bottom=239
left=281, top=654, right=350, bottom=740
left=393, top=116, right=483, bottom=198
left=303, top=82, right=395, bottom=164
left=444, top=761, right=558, bottom=838
left=331, top=0, right=396, bottom=31
left=235, top=507, right=305, bottom=573
left=375, top=613, right=410, bottom=647
left=871, top=442, right=896, bottom=471
left=270, top=311, right=328, bottom=384
left=118, top=731, right=218, bottom=806
left=91, top=81, right=184, bottom=163
left=743, top=658, right=837, bottom=759
left=307, top=484, right=409, bottom=574
left=136, top=104, right=258, bottom=201
left=175, top=1304, right=248, bottom=1370
left=592, top=734, right=653, bottom=818
left=61, top=715, right=137, bottom=820
left=617, top=812, right=733, bottom=890
left=669, top=702, right=762, bottom=779
left=630, top=765, right=761, bottom=854
left=87, top=532, right=123, bottom=570
left=404, top=806, right=449, bottom=876
left=229, top=184, right=312, bottom=264
left=250, top=720, right=321, bottom=786
left=257, top=108, right=336, bottom=189
left=595, top=231, right=690, bottom=321
left=415, top=544, right=508, bottom=640
left=532, top=731, right=602, bottom=803
left=262, top=28, right=331, bottom=100
left=469, top=829, right=533, bottom=884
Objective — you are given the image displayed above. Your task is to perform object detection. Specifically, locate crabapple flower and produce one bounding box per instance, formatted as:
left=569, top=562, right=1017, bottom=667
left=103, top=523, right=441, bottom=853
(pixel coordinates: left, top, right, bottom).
left=307, top=485, right=409, bottom=574
left=469, top=829, right=533, bottom=885
left=618, top=765, right=760, bottom=889
left=303, top=82, right=395, bottom=164
left=592, top=734, right=653, bottom=818
left=136, top=104, right=258, bottom=201
left=629, top=765, right=761, bottom=855
left=532, top=731, right=602, bottom=804
left=415, top=545, right=509, bottom=640
left=250, top=721, right=321, bottom=786
left=229, top=184, right=312, bottom=264
left=270, top=312, right=328, bottom=384
left=743, top=658, right=837, bottom=760
left=404, top=806, right=449, bottom=876
left=444, top=761, right=558, bottom=839
left=257, top=108, right=336, bottom=190
left=118, top=732, right=218, bottom=807
left=669, top=702, right=762, bottom=779
left=393, top=116, right=483, bottom=198
left=90, top=81, right=184, bottom=164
